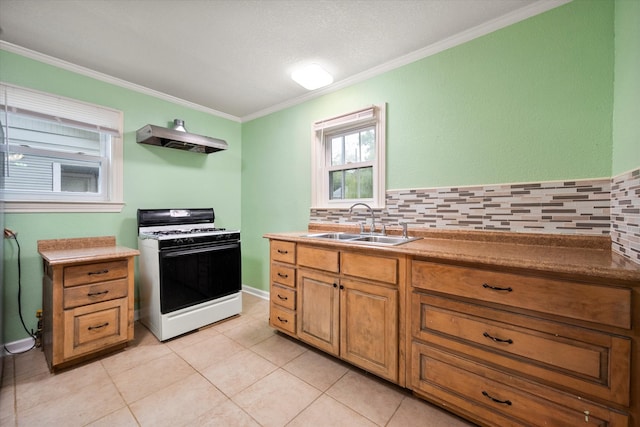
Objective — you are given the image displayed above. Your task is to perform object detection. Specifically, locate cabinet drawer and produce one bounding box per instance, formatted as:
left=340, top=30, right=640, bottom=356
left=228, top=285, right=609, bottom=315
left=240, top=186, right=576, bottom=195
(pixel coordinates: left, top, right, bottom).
left=270, top=305, right=296, bottom=335
left=341, top=252, right=398, bottom=285
left=411, top=261, right=631, bottom=329
left=64, top=260, right=128, bottom=287
left=271, top=241, right=296, bottom=264
left=412, top=342, right=629, bottom=427
left=412, top=293, right=630, bottom=405
left=63, top=298, right=128, bottom=359
left=271, top=284, right=296, bottom=310
left=271, top=263, right=295, bottom=288
left=64, top=278, right=128, bottom=309
left=298, top=245, right=339, bottom=273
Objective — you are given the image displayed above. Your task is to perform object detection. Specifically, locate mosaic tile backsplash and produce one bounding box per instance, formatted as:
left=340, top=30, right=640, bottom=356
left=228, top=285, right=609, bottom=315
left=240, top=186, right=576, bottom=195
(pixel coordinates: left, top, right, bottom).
left=310, top=168, right=640, bottom=264
left=611, top=168, right=640, bottom=264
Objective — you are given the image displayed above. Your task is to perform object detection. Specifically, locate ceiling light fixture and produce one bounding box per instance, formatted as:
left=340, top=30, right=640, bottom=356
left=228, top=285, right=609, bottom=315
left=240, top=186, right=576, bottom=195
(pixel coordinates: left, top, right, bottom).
left=291, top=63, right=334, bottom=90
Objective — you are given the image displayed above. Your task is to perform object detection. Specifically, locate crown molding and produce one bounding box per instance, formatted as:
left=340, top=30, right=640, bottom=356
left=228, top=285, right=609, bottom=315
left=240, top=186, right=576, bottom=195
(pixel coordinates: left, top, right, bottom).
left=0, top=41, right=241, bottom=123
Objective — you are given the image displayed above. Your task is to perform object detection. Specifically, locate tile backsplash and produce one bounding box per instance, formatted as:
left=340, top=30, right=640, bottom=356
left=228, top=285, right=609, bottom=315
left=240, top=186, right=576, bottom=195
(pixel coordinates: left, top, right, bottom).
left=611, top=168, right=640, bottom=264
left=310, top=168, right=640, bottom=265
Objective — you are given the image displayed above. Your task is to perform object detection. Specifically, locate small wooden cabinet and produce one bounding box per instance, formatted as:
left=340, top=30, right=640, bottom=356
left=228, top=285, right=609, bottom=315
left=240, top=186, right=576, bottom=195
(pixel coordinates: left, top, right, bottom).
left=38, top=236, right=139, bottom=371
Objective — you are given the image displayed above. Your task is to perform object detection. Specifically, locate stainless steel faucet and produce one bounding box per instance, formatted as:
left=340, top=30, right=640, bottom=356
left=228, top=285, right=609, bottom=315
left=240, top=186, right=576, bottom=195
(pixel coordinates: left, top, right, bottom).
left=349, top=203, right=376, bottom=234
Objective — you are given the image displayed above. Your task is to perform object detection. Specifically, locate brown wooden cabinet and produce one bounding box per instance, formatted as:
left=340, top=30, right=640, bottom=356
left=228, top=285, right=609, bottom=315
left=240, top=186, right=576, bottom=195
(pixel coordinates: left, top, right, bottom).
left=271, top=242, right=405, bottom=384
left=268, top=241, right=297, bottom=335
left=38, top=236, right=139, bottom=371
left=409, top=259, right=632, bottom=427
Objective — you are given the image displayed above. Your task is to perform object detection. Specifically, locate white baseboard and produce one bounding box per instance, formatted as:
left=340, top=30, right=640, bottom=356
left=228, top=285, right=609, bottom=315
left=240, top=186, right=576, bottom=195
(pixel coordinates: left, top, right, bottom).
left=242, top=285, right=269, bottom=300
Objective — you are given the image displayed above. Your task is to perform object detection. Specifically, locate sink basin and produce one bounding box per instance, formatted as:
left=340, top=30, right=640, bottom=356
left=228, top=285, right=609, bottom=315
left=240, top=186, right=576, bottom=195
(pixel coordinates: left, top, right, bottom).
left=302, top=232, right=420, bottom=246
left=352, top=235, right=421, bottom=245
left=303, top=232, right=363, bottom=240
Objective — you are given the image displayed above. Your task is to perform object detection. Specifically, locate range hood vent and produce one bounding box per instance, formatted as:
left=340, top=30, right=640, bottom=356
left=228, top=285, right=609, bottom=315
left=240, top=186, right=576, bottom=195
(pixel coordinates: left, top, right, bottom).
left=136, top=119, right=228, bottom=154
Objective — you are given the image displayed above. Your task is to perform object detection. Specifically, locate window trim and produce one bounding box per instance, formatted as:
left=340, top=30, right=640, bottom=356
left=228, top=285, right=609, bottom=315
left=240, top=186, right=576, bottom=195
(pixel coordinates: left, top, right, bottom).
left=0, top=82, right=124, bottom=213
left=311, top=104, right=386, bottom=209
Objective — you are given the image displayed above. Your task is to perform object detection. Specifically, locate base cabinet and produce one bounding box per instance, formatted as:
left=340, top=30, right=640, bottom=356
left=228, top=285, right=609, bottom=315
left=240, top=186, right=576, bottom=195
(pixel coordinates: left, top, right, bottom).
left=409, top=259, right=633, bottom=427
left=269, top=240, right=404, bottom=384
left=297, top=270, right=399, bottom=381
left=38, top=237, right=138, bottom=371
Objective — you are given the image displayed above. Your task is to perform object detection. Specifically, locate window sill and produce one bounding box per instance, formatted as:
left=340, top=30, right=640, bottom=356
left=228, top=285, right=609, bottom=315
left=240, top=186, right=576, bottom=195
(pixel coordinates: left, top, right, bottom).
left=2, top=200, right=125, bottom=213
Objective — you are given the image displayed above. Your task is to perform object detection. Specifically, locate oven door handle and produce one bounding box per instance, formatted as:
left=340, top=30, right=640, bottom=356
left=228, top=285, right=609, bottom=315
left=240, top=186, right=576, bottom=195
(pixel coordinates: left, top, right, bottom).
left=161, top=243, right=239, bottom=257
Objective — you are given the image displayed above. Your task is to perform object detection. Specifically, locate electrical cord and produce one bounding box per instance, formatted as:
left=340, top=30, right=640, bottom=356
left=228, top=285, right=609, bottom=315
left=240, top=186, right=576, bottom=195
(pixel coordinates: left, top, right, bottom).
left=3, top=229, right=36, bottom=354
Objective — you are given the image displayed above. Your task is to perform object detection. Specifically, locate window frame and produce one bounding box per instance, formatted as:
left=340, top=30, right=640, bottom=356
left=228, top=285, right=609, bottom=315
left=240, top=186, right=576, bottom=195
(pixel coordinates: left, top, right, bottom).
left=311, top=104, right=386, bottom=209
left=0, top=82, right=124, bottom=213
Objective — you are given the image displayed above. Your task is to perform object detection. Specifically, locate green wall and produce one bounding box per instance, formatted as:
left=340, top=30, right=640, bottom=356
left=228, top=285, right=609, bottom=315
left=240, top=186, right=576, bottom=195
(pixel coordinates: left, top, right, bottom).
left=240, top=0, right=616, bottom=292
left=612, top=0, right=640, bottom=174
left=1, top=50, right=242, bottom=343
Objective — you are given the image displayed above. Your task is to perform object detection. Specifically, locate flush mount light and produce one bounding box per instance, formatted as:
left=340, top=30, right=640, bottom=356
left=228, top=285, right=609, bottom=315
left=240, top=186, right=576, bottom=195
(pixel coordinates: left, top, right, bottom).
left=291, top=63, right=334, bottom=90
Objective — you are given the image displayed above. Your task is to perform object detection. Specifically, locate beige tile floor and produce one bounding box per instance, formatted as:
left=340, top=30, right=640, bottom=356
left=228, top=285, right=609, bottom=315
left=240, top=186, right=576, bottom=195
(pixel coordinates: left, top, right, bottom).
left=0, top=293, right=476, bottom=427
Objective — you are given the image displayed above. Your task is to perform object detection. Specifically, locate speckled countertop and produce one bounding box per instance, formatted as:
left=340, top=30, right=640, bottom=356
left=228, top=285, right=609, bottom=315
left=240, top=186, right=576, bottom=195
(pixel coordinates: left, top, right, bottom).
left=264, top=226, right=640, bottom=285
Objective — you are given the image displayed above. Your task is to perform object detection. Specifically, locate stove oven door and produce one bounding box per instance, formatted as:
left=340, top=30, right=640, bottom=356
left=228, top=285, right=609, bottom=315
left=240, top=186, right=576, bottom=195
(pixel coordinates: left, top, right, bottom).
left=158, top=242, right=241, bottom=314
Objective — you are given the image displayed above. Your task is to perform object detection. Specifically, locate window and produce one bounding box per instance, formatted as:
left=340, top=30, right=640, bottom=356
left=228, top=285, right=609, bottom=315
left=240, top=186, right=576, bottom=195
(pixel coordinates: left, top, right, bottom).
left=312, top=104, right=386, bottom=208
left=0, top=83, right=123, bottom=212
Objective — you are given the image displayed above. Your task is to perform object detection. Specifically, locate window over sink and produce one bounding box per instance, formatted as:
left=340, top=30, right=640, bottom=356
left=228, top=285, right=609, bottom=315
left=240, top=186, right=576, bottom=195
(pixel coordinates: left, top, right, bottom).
left=0, top=83, right=123, bottom=212
left=311, top=104, right=386, bottom=209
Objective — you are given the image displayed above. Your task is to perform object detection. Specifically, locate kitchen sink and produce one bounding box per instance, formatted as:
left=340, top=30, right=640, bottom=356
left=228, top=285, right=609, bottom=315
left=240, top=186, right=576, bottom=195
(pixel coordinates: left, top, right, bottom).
left=303, top=232, right=363, bottom=240
left=302, top=232, right=421, bottom=246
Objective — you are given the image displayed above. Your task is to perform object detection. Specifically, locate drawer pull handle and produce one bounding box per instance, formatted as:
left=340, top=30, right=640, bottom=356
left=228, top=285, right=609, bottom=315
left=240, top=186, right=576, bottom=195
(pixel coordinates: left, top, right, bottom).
left=87, top=290, right=109, bottom=297
left=483, top=332, right=513, bottom=344
left=277, top=316, right=288, bottom=323
left=482, top=283, right=513, bottom=292
left=482, top=391, right=512, bottom=406
left=277, top=249, right=288, bottom=254
left=88, top=269, right=109, bottom=276
left=88, top=322, right=109, bottom=331
left=277, top=294, right=288, bottom=301
left=277, top=272, right=288, bottom=278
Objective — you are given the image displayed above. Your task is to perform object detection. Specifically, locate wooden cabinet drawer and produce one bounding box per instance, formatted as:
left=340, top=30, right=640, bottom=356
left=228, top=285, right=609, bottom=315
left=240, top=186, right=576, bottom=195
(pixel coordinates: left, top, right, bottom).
left=298, top=245, right=339, bottom=273
left=271, top=241, right=296, bottom=264
left=63, top=278, right=128, bottom=309
left=63, top=298, right=128, bottom=360
left=64, top=260, right=128, bottom=287
left=411, top=261, right=631, bottom=329
left=412, top=293, right=631, bottom=406
left=270, top=305, right=296, bottom=335
left=271, top=284, right=296, bottom=310
left=412, top=342, right=629, bottom=427
left=271, top=263, right=295, bottom=288
left=341, top=252, right=398, bottom=285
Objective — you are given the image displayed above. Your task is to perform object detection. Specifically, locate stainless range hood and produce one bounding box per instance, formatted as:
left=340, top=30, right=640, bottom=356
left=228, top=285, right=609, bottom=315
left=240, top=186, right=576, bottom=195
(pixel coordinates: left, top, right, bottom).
left=136, top=119, right=228, bottom=154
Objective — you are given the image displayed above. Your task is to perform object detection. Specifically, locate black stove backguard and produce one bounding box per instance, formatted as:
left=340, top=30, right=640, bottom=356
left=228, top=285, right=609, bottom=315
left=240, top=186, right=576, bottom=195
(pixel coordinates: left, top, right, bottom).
left=137, top=208, right=215, bottom=230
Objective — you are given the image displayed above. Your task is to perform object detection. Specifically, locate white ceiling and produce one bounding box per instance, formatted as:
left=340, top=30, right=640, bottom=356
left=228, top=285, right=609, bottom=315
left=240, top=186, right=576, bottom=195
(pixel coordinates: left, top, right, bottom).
left=0, top=0, right=567, bottom=121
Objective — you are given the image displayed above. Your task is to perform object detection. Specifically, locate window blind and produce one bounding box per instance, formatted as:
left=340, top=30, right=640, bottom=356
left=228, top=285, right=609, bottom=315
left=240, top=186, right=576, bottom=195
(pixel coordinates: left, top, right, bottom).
left=0, top=82, right=122, bottom=137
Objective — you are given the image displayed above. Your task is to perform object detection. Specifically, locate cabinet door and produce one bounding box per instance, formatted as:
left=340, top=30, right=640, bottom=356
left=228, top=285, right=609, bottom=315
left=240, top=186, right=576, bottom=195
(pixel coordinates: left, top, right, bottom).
left=341, top=278, right=398, bottom=382
left=297, top=269, right=339, bottom=356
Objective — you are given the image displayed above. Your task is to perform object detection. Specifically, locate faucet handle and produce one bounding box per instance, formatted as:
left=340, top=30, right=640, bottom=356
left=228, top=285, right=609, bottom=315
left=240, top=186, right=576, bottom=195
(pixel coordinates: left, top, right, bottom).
left=359, top=222, right=365, bottom=234
left=401, top=222, right=408, bottom=238
left=381, top=224, right=386, bottom=235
